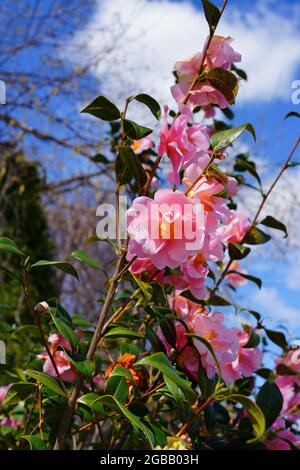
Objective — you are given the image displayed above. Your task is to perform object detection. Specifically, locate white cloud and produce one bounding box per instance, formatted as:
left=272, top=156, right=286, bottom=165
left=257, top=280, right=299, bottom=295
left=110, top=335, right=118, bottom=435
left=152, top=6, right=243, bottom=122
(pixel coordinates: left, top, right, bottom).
left=70, top=0, right=300, bottom=107
left=251, top=287, right=300, bottom=329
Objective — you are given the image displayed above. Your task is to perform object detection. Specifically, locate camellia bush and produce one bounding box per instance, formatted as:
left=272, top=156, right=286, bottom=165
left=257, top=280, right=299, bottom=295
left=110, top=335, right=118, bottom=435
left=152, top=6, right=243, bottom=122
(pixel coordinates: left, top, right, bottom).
left=0, top=0, right=299, bottom=451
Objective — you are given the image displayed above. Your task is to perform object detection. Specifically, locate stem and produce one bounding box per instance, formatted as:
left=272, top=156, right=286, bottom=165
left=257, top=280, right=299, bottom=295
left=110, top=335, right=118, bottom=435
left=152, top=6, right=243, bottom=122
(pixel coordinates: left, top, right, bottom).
left=176, top=396, right=215, bottom=437
left=24, top=271, right=69, bottom=398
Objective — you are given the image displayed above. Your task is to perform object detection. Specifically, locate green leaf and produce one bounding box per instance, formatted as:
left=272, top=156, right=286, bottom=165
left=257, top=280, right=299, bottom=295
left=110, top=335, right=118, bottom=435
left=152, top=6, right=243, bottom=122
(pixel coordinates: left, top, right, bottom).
left=228, top=243, right=251, bottom=260
left=49, top=310, right=79, bottom=349
left=3, top=383, right=37, bottom=406
left=265, top=329, right=288, bottom=351
left=81, top=96, right=121, bottom=121
left=21, top=435, right=48, bottom=450
left=186, top=333, right=221, bottom=385
left=71, top=250, right=105, bottom=271
left=30, top=260, right=79, bottom=280
left=243, top=227, right=271, bottom=245
left=105, top=368, right=129, bottom=403
left=164, top=374, right=185, bottom=403
left=68, top=357, right=95, bottom=377
left=256, top=380, right=283, bottom=429
left=123, top=119, right=152, bottom=140
left=0, top=237, right=25, bottom=257
left=287, top=162, right=300, bottom=168
left=131, top=273, right=153, bottom=307
left=104, top=326, right=144, bottom=340
left=90, top=153, right=110, bottom=164
left=284, top=111, right=300, bottom=119
left=136, top=352, right=197, bottom=404
left=260, top=215, right=288, bottom=238
left=222, top=107, right=234, bottom=120
left=78, top=394, right=156, bottom=448
left=201, top=0, right=221, bottom=33
left=211, top=124, right=256, bottom=151
left=243, top=327, right=261, bottom=348
left=231, top=64, right=248, bottom=81
left=227, top=394, right=265, bottom=443
left=150, top=306, right=177, bottom=349
left=206, top=68, right=238, bottom=104
left=208, top=295, right=231, bottom=306
left=116, top=145, right=147, bottom=188
left=26, top=370, right=66, bottom=397
left=234, top=154, right=262, bottom=189
left=132, top=94, right=161, bottom=120
left=227, top=271, right=262, bottom=289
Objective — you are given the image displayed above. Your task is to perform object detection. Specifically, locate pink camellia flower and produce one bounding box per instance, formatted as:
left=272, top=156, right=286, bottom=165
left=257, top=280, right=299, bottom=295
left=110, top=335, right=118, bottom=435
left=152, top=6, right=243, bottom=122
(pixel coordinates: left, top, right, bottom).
left=129, top=257, right=165, bottom=283
left=218, top=211, right=250, bottom=244
left=131, top=136, right=154, bottom=155
left=204, top=36, right=242, bottom=70
left=37, top=332, right=82, bottom=383
left=226, top=261, right=247, bottom=287
left=0, top=385, right=10, bottom=402
left=275, top=348, right=300, bottom=423
left=171, top=36, right=241, bottom=108
left=265, top=419, right=300, bottom=450
left=179, top=255, right=209, bottom=299
left=127, top=189, right=205, bottom=269
left=0, top=417, right=21, bottom=429
left=158, top=106, right=210, bottom=185
left=221, top=330, right=262, bottom=383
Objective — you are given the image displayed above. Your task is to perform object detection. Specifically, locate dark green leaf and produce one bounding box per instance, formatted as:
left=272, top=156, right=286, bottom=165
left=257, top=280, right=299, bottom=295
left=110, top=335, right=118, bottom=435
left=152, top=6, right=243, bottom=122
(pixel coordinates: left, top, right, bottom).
left=206, top=68, right=238, bottom=104
left=104, top=326, right=144, bottom=340
left=284, top=111, right=300, bottom=119
left=243, top=227, right=271, bottom=245
left=26, top=370, right=66, bottom=397
left=231, top=64, right=248, bottom=81
left=71, top=250, right=105, bottom=270
left=227, top=394, right=265, bottom=443
left=201, top=0, right=221, bottom=33
left=132, top=94, right=161, bottom=120
left=150, top=306, right=177, bottom=349
left=186, top=333, right=221, bottom=385
left=211, top=124, right=256, bottom=151
left=49, top=310, right=79, bottom=349
left=68, top=356, right=95, bottom=377
left=4, top=383, right=37, bottom=406
left=234, top=155, right=262, bottom=189
left=256, top=380, right=283, bottom=429
left=30, top=260, right=79, bottom=280
left=21, top=435, right=47, bottom=450
left=227, top=270, right=262, bottom=289
left=90, top=153, right=110, bottom=164
left=0, top=237, right=25, bottom=257
left=265, top=329, right=288, bottom=351
left=116, top=145, right=147, bottom=188
left=81, top=96, right=121, bottom=121
left=260, top=215, right=288, bottom=238
left=228, top=242, right=251, bottom=260
left=287, top=162, right=300, bottom=168
left=123, top=119, right=152, bottom=140
left=137, top=352, right=197, bottom=404
left=208, top=295, right=231, bottom=306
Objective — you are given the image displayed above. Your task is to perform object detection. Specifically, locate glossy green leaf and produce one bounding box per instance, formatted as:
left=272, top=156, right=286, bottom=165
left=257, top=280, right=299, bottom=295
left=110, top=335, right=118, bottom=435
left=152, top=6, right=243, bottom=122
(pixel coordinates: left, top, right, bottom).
left=26, top=370, right=66, bottom=397
left=0, top=237, right=25, bottom=257
left=90, top=153, right=110, bottom=164
left=227, top=270, right=262, bottom=289
left=243, top=227, right=271, bottom=245
left=104, top=326, right=144, bottom=340
left=234, top=154, right=262, bottom=189
left=3, top=383, right=37, bottom=406
left=186, top=333, right=221, bottom=384
left=123, top=119, right=152, bottom=140
left=227, top=394, right=265, bottom=443
left=260, top=216, right=288, bottom=238
left=284, top=111, right=300, bottom=119
left=265, top=329, right=288, bottom=351
left=208, top=295, right=231, bottom=306
left=116, top=145, right=147, bottom=188
left=81, top=96, right=121, bottom=121
left=201, top=0, right=221, bottom=33
left=137, top=352, right=197, bottom=404
left=206, top=68, right=238, bottom=104
left=211, top=124, right=256, bottom=151
left=21, top=435, right=48, bottom=450
left=30, top=260, right=79, bottom=280
left=49, top=310, right=79, bottom=348
left=132, top=94, right=161, bottom=120
left=256, top=380, right=283, bottom=429
left=71, top=250, right=105, bottom=271
left=131, top=273, right=153, bottom=307
left=228, top=242, right=251, bottom=260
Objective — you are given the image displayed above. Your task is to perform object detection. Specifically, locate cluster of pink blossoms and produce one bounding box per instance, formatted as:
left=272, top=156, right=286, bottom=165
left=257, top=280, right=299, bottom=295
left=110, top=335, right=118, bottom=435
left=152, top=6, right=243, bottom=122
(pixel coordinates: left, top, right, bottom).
left=161, top=295, right=262, bottom=384
left=127, top=35, right=249, bottom=302
left=0, top=385, right=21, bottom=429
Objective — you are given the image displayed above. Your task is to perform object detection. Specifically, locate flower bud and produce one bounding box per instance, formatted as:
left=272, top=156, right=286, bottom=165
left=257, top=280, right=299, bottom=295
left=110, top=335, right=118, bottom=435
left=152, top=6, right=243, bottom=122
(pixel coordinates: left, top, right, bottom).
left=34, top=301, right=49, bottom=313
